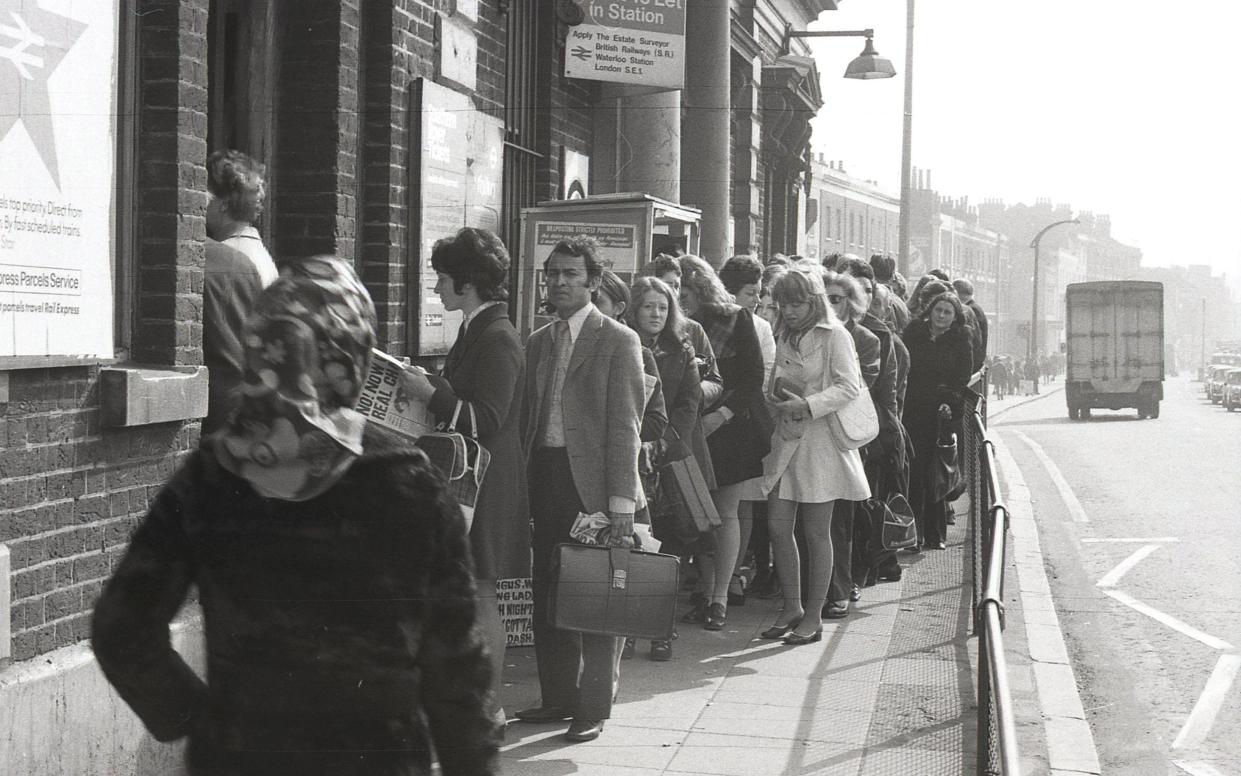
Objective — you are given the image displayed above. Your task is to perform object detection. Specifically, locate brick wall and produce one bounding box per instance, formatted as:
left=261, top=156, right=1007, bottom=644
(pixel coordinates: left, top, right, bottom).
left=1, top=0, right=209, bottom=661
left=274, top=1, right=362, bottom=262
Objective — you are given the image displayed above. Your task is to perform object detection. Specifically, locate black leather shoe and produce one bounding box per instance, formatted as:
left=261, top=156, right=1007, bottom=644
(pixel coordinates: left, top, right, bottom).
left=824, top=600, right=849, bottom=619
left=704, top=602, right=727, bottom=631
left=760, top=616, right=801, bottom=640
left=650, top=640, right=672, bottom=661
left=564, top=718, right=605, bottom=742
left=514, top=705, right=574, bottom=723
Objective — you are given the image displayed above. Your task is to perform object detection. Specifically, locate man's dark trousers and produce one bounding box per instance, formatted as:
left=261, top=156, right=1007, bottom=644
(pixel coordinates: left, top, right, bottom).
left=529, top=447, right=617, bottom=720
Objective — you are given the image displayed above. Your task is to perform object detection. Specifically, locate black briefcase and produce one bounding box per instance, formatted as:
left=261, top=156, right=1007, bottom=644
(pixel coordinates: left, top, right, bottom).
left=548, top=543, right=680, bottom=641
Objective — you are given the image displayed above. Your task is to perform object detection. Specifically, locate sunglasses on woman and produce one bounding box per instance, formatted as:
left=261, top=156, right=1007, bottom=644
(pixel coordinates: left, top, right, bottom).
left=827, top=294, right=846, bottom=304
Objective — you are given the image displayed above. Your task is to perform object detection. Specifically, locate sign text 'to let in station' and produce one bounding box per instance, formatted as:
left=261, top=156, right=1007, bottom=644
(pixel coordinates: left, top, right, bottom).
left=563, top=0, right=686, bottom=90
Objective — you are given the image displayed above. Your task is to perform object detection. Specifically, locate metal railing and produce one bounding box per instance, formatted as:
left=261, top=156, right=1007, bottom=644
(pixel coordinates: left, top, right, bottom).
left=964, top=374, right=1020, bottom=774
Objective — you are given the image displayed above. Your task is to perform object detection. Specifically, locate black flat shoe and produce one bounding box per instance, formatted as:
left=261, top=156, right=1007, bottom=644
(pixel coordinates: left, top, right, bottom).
left=759, top=617, right=802, bottom=640
left=564, top=718, right=605, bottom=742
left=704, top=602, right=727, bottom=631
left=782, top=628, right=823, bottom=646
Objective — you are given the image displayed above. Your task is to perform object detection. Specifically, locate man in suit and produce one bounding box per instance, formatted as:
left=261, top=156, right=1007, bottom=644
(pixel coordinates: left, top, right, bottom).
left=515, top=237, right=646, bottom=743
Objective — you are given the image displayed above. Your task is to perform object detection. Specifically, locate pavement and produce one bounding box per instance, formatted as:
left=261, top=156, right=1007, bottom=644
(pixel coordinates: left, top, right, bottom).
left=494, top=376, right=1072, bottom=776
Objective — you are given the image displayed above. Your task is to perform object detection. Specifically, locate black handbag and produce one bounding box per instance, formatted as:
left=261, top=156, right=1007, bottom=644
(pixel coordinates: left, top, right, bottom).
left=863, top=492, right=918, bottom=551
left=414, top=401, right=490, bottom=531
left=548, top=543, right=680, bottom=641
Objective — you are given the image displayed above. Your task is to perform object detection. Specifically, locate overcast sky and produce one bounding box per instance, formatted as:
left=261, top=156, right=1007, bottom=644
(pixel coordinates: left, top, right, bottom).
left=806, top=1, right=1240, bottom=285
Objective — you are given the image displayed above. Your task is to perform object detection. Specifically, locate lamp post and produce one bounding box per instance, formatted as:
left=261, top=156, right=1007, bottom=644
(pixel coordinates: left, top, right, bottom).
left=1028, top=218, right=1078, bottom=362
left=897, top=0, right=914, bottom=277
left=784, top=29, right=898, bottom=79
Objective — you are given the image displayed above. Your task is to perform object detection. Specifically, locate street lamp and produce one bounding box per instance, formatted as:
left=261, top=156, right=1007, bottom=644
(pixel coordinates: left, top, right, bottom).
left=784, top=29, right=898, bottom=80
left=1028, top=218, right=1079, bottom=362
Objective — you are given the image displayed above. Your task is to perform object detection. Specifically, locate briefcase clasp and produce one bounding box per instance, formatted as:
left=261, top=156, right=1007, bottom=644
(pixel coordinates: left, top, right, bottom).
left=612, top=569, right=628, bottom=589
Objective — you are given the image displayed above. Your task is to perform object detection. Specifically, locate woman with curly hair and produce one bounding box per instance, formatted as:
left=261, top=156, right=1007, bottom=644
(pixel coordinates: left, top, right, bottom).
left=902, top=291, right=974, bottom=550
left=206, top=149, right=278, bottom=287
left=677, top=254, right=768, bottom=631
left=399, top=227, right=529, bottom=728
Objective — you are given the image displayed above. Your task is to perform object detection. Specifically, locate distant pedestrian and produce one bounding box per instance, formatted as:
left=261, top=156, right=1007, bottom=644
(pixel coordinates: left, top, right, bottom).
left=206, top=150, right=278, bottom=287
left=93, top=255, right=500, bottom=776
left=992, top=358, right=1010, bottom=400
left=760, top=268, right=870, bottom=645
left=1026, top=357, right=1041, bottom=394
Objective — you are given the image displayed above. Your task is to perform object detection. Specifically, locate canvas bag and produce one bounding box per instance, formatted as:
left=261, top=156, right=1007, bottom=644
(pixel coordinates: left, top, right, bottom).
left=414, top=401, right=490, bottom=531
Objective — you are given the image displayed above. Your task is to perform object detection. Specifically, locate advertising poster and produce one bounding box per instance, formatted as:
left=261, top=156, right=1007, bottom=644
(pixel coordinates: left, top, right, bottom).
left=529, top=220, right=638, bottom=320
left=0, top=0, right=116, bottom=362
left=496, top=577, right=534, bottom=647
left=412, top=78, right=503, bottom=356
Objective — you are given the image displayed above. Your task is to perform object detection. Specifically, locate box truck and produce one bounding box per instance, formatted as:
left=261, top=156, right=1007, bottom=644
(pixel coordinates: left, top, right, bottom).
left=1064, top=281, right=1164, bottom=420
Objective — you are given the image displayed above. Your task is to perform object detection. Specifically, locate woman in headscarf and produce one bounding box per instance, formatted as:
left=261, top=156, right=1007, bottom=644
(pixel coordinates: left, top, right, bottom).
left=92, top=256, right=499, bottom=776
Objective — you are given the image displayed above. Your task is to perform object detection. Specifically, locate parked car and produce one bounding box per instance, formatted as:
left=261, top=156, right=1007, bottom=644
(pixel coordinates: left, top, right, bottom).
left=1225, top=368, right=1241, bottom=412
left=1208, top=365, right=1230, bottom=404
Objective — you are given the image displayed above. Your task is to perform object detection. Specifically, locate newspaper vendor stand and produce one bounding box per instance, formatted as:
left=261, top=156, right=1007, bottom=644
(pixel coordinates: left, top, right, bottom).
left=516, top=193, right=701, bottom=339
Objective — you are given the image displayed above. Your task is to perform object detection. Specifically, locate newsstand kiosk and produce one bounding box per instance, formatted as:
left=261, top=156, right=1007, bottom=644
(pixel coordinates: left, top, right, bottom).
left=516, top=193, right=701, bottom=339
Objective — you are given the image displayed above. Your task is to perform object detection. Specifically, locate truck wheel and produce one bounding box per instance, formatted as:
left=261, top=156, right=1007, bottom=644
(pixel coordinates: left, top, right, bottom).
left=1137, top=406, right=1147, bottom=420
left=1150, top=402, right=1160, bottom=419
left=1227, top=400, right=1235, bottom=413
left=1081, top=407, right=1092, bottom=420
left=1068, top=407, right=1078, bottom=420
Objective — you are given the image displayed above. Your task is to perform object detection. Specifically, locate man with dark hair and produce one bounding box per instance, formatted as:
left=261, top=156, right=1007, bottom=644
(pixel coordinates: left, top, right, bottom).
left=517, top=238, right=646, bottom=743
left=953, top=278, right=988, bottom=370
left=641, top=253, right=683, bottom=292
left=718, top=255, right=763, bottom=311
left=928, top=268, right=950, bottom=283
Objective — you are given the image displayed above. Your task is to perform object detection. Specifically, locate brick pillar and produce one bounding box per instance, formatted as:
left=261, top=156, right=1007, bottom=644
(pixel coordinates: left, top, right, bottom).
left=133, top=0, right=211, bottom=366
left=274, top=0, right=361, bottom=262
left=681, top=0, right=731, bottom=265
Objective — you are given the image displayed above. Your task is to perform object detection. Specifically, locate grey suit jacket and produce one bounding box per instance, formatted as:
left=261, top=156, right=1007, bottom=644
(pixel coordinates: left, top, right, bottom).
left=522, top=307, right=645, bottom=515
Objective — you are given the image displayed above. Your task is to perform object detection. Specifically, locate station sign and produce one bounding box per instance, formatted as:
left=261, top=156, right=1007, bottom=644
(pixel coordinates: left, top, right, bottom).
left=563, top=0, right=686, bottom=90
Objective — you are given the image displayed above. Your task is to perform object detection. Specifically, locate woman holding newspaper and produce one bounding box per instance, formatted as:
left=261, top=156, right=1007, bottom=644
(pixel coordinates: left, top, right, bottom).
left=400, top=227, right=530, bottom=730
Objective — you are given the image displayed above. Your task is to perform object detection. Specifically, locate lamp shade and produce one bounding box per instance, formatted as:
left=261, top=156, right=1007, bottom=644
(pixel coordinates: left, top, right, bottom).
left=844, top=38, right=896, bottom=80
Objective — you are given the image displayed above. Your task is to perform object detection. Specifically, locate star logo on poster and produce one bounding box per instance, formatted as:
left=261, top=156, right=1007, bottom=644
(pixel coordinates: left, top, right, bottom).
left=0, top=1, right=87, bottom=188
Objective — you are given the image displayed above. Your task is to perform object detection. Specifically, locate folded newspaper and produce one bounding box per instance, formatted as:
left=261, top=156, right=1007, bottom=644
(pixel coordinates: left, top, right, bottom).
left=356, top=349, right=435, bottom=439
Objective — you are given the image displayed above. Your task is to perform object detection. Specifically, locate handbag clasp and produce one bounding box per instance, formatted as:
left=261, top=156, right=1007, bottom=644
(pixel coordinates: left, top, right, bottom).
left=612, top=569, right=628, bottom=590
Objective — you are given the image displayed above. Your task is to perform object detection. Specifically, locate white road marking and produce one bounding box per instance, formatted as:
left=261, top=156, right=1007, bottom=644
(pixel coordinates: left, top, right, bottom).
left=1010, top=430, right=1090, bottom=523
left=1175, top=760, right=1233, bottom=776
left=1081, top=537, right=1180, bottom=543
left=1100, top=589, right=1235, bottom=651
left=1096, top=544, right=1161, bottom=589
left=1172, top=654, right=1241, bottom=751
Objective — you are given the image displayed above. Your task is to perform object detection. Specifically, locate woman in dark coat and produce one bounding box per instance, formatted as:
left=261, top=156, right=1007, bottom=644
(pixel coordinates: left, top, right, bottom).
left=400, top=228, right=530, bottom=721
left=677, top=254, right=768, bottom=631
left=92, top=255, right=498, bottom=776
left=902, top=291, right=974, bottom=550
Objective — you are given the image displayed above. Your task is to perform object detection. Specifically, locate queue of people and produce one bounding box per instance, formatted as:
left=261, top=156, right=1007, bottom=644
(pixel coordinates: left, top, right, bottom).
left=90, top=164, right=990, bottom=772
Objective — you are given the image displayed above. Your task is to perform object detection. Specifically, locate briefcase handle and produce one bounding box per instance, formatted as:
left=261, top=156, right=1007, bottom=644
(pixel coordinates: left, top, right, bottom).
left=609, top=546, right=629, bottom=590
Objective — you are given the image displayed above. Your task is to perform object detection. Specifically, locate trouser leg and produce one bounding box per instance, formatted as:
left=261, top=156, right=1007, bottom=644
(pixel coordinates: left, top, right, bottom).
left=828, top=499, right=853, bottom=602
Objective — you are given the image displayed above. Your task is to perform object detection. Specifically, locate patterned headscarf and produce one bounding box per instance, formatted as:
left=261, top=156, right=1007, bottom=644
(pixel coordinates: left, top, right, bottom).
left=213, top=255, right=377, bottom=501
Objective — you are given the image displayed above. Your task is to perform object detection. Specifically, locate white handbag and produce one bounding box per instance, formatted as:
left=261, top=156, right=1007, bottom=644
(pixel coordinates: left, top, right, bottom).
left=827, top=388, right=879, bottom=451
